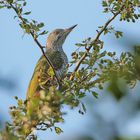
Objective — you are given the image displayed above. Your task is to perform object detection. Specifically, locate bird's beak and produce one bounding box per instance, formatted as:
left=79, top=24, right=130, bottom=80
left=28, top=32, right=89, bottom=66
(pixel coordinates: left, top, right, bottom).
left=65, top=24, right=77, bottom=34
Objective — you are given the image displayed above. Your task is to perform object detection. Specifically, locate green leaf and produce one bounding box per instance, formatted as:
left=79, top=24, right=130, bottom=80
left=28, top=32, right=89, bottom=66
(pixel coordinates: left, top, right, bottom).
left=37, top=22, right=44, bottom=28
left=47, top=66, right=55, bottom=78
left=92, top=91, right=98, bottom=99
left=39, top=30, right=48, bottom=36
left=18, top=99, right=23, bottom=106
left=75, top=43, right=86, bottom=47
left=102, top=1, right=108, bottom=7
left=14, top=16, right=17, bottom=19
left=22, top=18, right=28, bottom=23
left=23, top=2, right=27, bottom=6
left=115, top=31, right=123, bottom=38
left=78, top=92, right=86, bottom=98
left=0, top=6, right=5, bottom=9
left=24, top=11, right=31, bottom=15
left=108, top=0, right=114, bottom=4
left=98, top=84, right=103, bottom=90
left=55, top=127, right=63, bottom=135
left=17, top=8, right=23, bottom=14
left=7, top=0, right=13, bottom=4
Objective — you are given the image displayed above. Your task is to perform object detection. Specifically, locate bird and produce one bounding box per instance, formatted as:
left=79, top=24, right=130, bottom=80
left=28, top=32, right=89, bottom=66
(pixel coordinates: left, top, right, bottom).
left=26, top=25, right=77, bottom=117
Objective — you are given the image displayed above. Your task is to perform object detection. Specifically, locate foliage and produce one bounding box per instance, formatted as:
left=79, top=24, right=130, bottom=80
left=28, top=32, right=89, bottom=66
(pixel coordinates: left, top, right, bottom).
left=0, top=0, right=140, bottom=139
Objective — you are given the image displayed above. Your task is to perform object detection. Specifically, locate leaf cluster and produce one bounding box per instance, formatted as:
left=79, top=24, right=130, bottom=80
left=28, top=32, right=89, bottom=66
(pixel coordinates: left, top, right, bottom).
left=0, top=0, right=48, bottom=38
left=102, top=0, right=140, bottom=22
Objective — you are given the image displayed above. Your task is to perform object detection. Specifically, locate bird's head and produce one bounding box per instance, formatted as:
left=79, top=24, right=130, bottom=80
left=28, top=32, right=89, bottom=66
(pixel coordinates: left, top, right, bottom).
left=46, top=24, right=77, bottom=50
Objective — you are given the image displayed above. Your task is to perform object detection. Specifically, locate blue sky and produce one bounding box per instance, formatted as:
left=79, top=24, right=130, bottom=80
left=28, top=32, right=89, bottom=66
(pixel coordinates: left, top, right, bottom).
left=0, top=0, right=140, bottom=140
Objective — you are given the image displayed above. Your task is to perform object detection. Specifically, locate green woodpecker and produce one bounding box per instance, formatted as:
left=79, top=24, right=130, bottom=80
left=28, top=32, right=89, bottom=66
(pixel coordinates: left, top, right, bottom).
left=26, top=25, right=77, bottom=117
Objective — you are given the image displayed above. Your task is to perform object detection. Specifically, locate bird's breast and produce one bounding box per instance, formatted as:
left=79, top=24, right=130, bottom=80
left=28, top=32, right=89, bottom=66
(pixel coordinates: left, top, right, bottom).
left=56, top=50, right=68, bottom=78
left=46, top=49, right=68, bottom=79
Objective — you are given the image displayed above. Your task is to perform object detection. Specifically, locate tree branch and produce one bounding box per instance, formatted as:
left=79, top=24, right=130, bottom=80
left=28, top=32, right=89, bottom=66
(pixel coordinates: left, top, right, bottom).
left=9, top=3, right=61, bottom=86
left=70, top=5, right=124, bottom=80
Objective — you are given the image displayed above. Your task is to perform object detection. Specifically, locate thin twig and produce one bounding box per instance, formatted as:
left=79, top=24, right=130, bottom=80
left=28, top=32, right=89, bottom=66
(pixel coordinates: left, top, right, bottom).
left=9, top=3, right=61, bottom=86
left=70, top=5, right=124, bottom=80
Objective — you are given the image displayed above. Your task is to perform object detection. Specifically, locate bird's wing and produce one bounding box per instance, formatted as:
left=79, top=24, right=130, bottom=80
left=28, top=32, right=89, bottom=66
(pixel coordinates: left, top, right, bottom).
left=26, top=55, right=47, bottom=99
left=26, top=51, right=64, bottom=99
left=26, top=51, right=65, bottom=117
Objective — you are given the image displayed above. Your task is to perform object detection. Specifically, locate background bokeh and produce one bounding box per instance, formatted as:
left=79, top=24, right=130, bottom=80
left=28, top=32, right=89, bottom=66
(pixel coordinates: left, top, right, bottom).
left=0, top=0, right=140, bottom=140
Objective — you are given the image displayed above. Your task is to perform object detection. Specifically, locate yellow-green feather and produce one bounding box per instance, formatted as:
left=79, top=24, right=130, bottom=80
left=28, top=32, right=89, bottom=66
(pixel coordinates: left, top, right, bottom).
left=26, top=51, right=64, bottom=117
